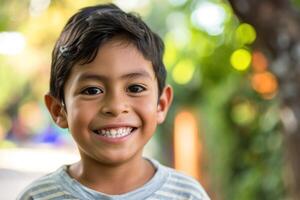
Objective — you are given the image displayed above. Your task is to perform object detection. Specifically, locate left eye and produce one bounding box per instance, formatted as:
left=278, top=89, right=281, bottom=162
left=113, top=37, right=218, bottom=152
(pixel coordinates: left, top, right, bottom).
left=127, top=85, right=146, bottom=93
left=81, top=87, right=103, bottom=95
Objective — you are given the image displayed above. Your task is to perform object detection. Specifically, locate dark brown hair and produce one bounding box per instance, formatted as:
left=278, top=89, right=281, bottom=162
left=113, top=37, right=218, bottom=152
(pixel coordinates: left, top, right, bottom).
left=49, top=3, right=166, bottom=102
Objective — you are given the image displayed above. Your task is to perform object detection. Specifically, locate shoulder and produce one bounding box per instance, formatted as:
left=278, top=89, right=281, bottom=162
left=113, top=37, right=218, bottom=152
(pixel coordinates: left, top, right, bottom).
left=153, top=162, right=210, bottom=200
left=17, top=167, right=76, bottom=200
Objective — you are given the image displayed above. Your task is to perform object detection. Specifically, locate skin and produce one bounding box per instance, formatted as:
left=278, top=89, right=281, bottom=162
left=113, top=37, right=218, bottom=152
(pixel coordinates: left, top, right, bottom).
left=45, top=38, right=173, bottom=195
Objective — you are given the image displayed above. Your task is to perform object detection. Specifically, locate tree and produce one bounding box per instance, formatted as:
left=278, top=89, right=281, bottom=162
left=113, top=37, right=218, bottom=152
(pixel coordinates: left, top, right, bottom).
left=228, top=0, right=300, bottom=198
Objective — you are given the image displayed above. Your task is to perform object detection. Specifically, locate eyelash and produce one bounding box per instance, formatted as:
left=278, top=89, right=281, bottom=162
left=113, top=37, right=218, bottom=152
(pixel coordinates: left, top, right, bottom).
left=80, top=84, right=146, bottom=96
left=127, top=84, right=146, bottom=93
left=81, top=87, right=103, bottom=95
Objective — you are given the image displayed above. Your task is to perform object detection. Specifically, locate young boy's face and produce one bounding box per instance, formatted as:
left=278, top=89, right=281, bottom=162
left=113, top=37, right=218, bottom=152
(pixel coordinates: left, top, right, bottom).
left=46, top=38, right=172, bottom=165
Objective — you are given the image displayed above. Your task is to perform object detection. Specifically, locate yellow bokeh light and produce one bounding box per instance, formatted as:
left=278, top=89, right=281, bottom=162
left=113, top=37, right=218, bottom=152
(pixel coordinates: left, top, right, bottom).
left=235, top=23, right=256, bottom=45
left=231, top=101, right=256, bottom=126
left=164, top=34, right=178, bottom=70
left=172, top=59, right=195, bottom=84
left=230, top=49, right=252, bottom=71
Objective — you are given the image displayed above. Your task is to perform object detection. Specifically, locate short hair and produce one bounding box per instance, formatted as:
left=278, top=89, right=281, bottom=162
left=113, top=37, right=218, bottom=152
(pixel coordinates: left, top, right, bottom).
left=49, top=3, right=166, bottom=103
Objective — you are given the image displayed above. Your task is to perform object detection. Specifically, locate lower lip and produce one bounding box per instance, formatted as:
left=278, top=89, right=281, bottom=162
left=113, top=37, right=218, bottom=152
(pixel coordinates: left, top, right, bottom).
left=92, top=129, right=136, bottom=144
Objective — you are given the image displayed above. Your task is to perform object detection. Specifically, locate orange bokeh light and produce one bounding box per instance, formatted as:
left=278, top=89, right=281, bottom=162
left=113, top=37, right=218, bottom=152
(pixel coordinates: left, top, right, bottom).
left=251, top=72, right=278, bottom=98
left=174, top=110, right=202, bottom=181
left=252, top=51, right=268, bottom=73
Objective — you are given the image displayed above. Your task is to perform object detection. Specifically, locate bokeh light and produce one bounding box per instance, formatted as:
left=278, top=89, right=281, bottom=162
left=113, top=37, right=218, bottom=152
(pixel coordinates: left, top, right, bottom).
left=231, top=100, right=256, bottom=126
left=251, top=72, right=278, bottom=99
left=29, top=0, right=51, bottom=16
left=18, top=101, right=46, bottom=134
left=191, top=32, right=216, bottom=58
left=0, top=32, right=26, bottom=55
left=252, top=50, right=268, bottom=73
left=230, top=49, right=252, bottom=71
left=113, top=0, right=151, bottom=14
left=163, top=35, right=178, bottom=69
left=235, top=23, right=256, bottom=45
left=191, top=2, right=226, bottom=35
left=174, top=110, right=201, bottom=180
left=172, top=59, right=195, bottom=84
left=166, top=12, right=190, bottom=48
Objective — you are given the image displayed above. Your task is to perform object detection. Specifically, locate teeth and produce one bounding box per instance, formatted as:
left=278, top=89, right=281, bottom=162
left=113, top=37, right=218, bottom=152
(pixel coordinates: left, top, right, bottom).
left=117, top=129, right=122, bottom=134
left=96, top=127, right=133, bottom=138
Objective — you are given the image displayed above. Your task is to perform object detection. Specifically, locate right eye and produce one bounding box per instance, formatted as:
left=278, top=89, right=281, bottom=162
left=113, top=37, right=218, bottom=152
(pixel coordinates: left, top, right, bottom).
left=81, top=87, right=103, bottom=95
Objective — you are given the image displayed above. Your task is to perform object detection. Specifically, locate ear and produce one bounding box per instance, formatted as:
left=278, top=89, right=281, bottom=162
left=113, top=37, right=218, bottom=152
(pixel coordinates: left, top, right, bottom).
left=44, top=94, right=68, bottom=128
left=157, top=85, right=173, bottom=124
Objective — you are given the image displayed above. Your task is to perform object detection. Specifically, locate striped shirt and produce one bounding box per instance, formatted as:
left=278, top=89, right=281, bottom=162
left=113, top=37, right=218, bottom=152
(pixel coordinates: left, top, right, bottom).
left=17, top=159, right=210, bottom=200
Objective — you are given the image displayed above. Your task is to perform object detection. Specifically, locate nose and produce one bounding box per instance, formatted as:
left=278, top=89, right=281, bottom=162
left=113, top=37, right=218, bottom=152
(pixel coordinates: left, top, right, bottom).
left=100, top=91, right=129, bottom=117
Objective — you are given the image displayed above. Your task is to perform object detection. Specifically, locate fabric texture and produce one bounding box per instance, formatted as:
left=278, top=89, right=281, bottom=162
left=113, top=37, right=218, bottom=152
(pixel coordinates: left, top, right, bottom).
left=17, top=159, right=210, bottom=200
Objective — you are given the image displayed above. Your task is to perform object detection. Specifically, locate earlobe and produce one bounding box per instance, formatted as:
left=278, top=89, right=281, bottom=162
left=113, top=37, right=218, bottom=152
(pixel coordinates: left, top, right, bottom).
left=44, top=94, right=68, bottom=128
left=157, top=85, right=173, bottom=124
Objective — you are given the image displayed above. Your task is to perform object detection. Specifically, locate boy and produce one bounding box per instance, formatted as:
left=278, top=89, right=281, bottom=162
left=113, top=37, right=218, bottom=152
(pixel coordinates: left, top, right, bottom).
left=18, top=3, right=210, bottom=200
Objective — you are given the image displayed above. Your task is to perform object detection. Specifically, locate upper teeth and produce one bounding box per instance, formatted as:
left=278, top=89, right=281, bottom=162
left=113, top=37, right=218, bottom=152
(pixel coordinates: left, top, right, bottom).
left=96, top=127, right=133, bottom=138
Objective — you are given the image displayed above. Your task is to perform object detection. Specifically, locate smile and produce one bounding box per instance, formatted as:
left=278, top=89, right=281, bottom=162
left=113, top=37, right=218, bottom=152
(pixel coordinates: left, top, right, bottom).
left=93, top=127, right=136, bottom=138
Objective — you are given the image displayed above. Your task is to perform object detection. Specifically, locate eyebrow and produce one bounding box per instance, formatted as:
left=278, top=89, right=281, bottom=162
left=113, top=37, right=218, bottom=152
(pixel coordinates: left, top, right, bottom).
left=122, top=70, right=153, bottom=80
left=77, top=70, right=154, bottom=83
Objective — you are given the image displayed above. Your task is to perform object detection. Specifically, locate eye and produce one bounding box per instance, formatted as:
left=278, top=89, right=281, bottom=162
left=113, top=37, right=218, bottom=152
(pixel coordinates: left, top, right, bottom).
left=127, top=84, right=146, bottom=93
left=81, top=87, right=103, bottom=95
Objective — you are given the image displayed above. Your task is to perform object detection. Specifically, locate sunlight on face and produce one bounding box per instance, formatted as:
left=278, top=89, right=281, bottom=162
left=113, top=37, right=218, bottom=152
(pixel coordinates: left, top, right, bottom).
left=62, top=39, right=163, bottom=165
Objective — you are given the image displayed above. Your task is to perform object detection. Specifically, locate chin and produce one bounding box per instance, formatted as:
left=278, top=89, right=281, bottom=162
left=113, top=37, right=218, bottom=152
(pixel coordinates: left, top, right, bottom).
left=93, top=151, right=140, bottom=167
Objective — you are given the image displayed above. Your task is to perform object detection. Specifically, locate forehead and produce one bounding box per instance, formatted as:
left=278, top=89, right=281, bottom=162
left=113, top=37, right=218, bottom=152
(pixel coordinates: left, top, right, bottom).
left=70, top=38, right=156, bottom=81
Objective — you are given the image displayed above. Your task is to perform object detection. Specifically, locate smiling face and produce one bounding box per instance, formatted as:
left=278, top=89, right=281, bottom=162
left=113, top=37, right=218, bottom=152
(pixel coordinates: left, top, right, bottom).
left=45, top=38, right=172, bottom=166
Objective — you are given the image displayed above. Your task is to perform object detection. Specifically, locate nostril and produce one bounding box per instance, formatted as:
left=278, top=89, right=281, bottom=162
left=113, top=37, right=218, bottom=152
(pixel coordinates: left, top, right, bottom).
left=100, top=105, right=129, bottom=116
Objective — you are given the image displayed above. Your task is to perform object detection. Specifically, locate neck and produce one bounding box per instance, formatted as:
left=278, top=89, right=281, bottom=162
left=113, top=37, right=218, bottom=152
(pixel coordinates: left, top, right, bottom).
left=68, top=155, right=155, bottom=195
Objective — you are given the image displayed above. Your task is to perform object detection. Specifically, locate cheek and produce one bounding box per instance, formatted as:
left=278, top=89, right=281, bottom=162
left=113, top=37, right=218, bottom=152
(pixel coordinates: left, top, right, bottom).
left=67, top=101, right=96, bottom=130
left=133, top=97, right=159, bottom=123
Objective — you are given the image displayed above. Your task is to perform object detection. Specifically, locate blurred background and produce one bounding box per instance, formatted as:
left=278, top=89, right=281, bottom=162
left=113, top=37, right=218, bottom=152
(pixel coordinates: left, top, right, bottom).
left=1, top=0, right=300, bottom=199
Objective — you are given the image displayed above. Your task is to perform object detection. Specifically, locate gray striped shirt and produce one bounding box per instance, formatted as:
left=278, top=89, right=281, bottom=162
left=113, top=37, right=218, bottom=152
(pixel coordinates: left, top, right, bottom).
left=17, top=159, right=210, bottom=200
